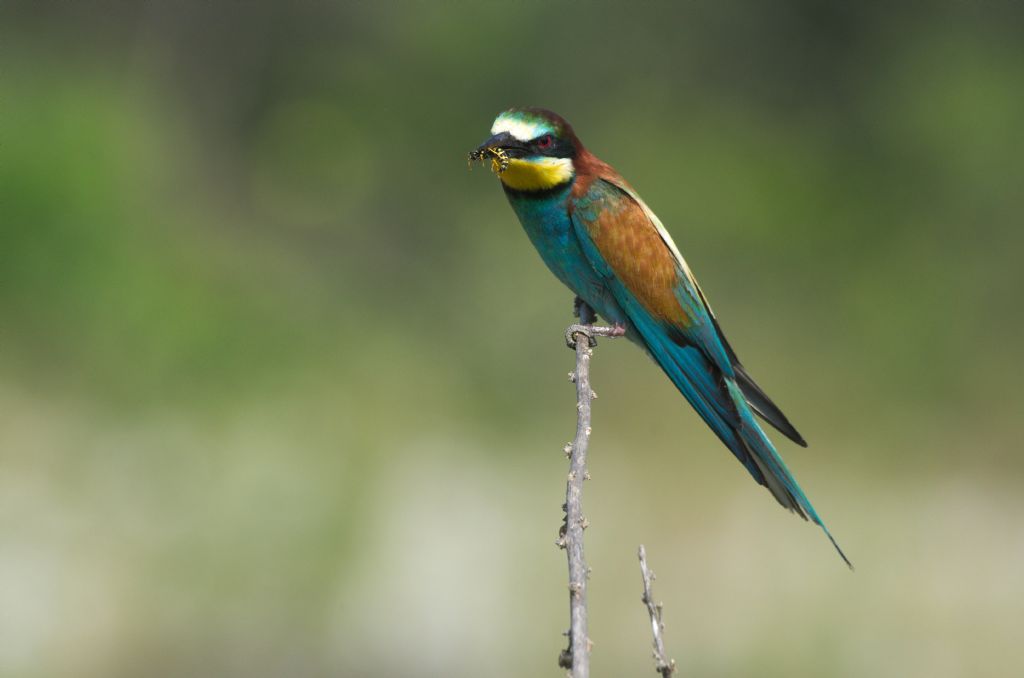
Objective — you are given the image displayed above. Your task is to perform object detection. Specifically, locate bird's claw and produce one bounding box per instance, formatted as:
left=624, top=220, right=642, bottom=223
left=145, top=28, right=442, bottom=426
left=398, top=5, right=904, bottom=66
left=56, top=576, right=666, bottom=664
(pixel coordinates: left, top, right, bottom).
left=565, top=324, right=597, bottom=349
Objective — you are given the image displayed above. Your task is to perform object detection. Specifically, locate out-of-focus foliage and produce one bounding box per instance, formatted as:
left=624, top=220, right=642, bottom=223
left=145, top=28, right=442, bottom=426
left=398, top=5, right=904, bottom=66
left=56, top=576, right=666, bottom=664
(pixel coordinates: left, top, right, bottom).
left=1, top=2, right=1022, bottom=677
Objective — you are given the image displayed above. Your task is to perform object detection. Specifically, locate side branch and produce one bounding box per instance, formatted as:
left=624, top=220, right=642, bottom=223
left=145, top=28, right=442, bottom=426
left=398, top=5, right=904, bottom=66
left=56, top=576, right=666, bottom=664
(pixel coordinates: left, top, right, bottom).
left=556, top=299, right=624, bottom=677
left=638, top=545, right=676, bottom=677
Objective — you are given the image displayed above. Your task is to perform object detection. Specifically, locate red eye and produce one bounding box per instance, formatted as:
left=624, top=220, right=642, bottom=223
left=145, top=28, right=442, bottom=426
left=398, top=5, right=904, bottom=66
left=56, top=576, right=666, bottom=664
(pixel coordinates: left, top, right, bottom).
left=537, top=135, right=553, bottom=149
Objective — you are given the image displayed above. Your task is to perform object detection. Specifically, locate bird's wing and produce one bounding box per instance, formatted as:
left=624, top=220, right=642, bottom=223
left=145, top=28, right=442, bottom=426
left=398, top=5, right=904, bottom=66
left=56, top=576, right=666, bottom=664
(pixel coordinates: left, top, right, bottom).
left=570, top=178, right=737, bottom=421
left=623, top=180, right=808, bottom=445
left=569, top=175, right=849, bottom=566
left=569, top=176, right=757, bottom=468
left=581, top=173, right=806, bottom=446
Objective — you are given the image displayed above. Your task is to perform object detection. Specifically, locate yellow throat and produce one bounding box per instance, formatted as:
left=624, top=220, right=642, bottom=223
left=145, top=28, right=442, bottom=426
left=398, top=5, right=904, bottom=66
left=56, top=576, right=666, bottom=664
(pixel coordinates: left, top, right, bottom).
left=498, top=157, right=574, bottom=191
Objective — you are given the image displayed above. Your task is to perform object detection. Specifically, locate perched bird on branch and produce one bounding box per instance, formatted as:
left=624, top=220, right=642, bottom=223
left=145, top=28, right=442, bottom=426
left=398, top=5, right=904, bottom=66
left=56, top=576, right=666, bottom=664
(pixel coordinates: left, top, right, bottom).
left=470, top=108, right=850, bottom=567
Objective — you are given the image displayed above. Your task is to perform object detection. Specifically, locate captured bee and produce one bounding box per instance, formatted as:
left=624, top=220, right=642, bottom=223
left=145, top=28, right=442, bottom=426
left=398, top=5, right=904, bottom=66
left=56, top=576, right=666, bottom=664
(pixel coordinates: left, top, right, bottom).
left=467, top=145, right=510, bottom=174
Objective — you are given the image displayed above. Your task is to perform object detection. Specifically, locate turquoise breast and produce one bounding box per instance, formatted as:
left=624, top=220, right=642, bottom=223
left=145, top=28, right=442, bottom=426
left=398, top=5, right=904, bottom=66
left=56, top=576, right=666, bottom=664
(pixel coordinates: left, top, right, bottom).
left=504, top=185, right=627, bottom=326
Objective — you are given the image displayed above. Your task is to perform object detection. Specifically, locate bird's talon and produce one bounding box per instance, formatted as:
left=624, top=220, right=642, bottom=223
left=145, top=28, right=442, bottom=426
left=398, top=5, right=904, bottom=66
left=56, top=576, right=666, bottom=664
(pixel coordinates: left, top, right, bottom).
left=565, top=324, right=598, bottom=349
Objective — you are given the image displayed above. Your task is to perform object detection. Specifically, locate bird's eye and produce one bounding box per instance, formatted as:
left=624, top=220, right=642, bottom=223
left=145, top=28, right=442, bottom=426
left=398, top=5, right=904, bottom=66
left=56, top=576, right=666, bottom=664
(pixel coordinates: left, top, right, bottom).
left=537, top=135, right=554, bottom=149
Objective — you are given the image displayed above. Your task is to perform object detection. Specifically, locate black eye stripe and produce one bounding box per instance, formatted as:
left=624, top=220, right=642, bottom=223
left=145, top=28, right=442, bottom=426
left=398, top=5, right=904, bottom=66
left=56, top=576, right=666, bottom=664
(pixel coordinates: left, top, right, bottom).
left=526, top=133, right=574, bottom=159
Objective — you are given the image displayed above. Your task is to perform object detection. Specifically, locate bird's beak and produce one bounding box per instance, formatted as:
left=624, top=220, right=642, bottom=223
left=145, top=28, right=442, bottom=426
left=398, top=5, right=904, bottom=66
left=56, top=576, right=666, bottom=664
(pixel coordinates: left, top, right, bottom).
left=471, top=131, right=528, bottom=159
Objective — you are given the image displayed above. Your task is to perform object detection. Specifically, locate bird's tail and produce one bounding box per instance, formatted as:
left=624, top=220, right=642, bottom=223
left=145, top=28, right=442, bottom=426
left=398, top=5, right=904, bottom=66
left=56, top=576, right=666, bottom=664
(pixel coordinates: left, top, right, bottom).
left=634, top=321, right=851, bottom=568
left=723, top=379, right=853, bottom=569
left=619, top=302, right=851, bottom=567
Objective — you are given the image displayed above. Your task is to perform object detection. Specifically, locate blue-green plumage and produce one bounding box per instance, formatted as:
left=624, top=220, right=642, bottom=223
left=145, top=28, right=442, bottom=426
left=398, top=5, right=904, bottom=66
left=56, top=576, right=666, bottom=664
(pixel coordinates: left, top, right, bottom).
left=504, top=186, right=630, bottom=328
left=475, top=108, right=850, bottom=567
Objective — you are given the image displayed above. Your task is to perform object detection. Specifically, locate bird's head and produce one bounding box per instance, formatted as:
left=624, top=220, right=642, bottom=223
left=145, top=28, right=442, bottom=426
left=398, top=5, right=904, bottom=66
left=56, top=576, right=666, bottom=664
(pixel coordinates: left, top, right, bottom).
left=469, top=108, right=580, bottom=192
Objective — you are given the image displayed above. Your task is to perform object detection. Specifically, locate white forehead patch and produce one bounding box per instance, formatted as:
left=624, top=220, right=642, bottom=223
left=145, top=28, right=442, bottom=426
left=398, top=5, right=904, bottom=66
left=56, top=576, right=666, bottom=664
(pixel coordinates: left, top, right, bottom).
left=490, top=114, right=552, bottom=142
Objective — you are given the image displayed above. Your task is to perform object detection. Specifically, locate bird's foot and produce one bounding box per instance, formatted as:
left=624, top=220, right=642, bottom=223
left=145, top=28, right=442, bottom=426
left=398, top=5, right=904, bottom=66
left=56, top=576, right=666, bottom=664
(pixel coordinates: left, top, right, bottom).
left=565, top=324, right=597, bottom=350
left=564, top=323, right=626, bottom=349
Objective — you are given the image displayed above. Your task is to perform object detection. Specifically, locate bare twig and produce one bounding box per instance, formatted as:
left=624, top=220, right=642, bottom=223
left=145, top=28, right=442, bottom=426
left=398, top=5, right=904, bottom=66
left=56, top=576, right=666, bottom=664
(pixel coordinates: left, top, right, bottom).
left=556, top=299, right=624, bottom=677
left=638, top=545, right=676, bottom=677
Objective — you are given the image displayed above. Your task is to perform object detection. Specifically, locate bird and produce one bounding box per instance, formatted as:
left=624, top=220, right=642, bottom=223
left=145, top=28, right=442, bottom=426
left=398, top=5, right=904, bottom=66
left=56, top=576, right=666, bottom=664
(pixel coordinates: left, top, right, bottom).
left=470, top=107, right=850, bottom=567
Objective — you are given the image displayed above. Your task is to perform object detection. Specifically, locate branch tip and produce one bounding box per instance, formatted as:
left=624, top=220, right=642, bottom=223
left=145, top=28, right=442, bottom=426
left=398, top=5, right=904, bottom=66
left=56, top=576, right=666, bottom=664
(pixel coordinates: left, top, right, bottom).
left=638, top=545, right=676, bottom=677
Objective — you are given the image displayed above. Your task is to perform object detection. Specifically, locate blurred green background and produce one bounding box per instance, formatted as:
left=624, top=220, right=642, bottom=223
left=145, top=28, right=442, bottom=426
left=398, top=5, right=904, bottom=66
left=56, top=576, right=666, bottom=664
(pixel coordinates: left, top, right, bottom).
left=2, top=2, right=1023, bottom=676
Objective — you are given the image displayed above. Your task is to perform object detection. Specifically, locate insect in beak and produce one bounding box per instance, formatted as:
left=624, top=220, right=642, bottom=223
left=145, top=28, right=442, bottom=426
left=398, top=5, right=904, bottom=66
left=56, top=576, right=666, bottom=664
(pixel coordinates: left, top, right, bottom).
left=468, top=145, right=510, bottom=174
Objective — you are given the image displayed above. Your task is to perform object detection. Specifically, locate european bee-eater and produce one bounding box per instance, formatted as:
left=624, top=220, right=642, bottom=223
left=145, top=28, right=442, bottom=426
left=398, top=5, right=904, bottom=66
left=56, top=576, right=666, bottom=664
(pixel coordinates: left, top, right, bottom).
left=471, top=108, right=850, bottom=567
